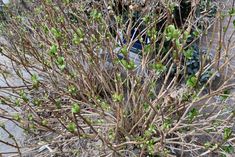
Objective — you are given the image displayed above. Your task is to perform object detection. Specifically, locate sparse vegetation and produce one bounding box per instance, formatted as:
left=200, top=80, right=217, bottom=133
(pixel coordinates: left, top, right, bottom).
left=0, top=0, right=234, bottom=156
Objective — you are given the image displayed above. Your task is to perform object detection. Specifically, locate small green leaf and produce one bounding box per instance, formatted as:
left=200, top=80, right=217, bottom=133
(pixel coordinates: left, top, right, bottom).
left=68, top=85, right=77, bottom=96
left=186, top=75, right=197, bottom=87
left=143, top=45, right=151, bottom=54
left=73, top=34, right=83, bottom=45
left=144, top=125, right=156, bottom=138
left=204, top=142, right=212, bottom=149
left=28, top=114, right=34, bottom=121
left=31, top=74, right=39, bottom=88
left=67, top=122, right=76, bottom=133
left=148, top=124, right=156, bottom=134
left=72, top=103, right=80, bottom=114
left=13, top=114, right=21, bottom=121
left=90, top=9, right=102, bottom=20
left=193, top=29, right=201, bottom=37
left=42, top=119, right=48, bottom=126
left=143, top=102, right=149, bottom=111
left=76, top=28, right=84, bottom=38
left=56, top=56, right=66, bottom=70
left=188, top=108, right=198, bottom=122
left=146, top=139, right=155, bottom=155
left=152, top=62, right=166, bottom=75
left=163, top=119, right=172, bottom=130
left=112, top=93, right=123, bottom=102
left=165, top=24, right=180, bottom=41
left=120, top=45, right=128, bottom=56
left=101, top=101, right=110, bottom=111
left=175, top=39, right=181, bottom=49
left=184, top=48, right=193, bottom=60
left=220, top=89, right=230, bottom=101
left=19, top=90, right=28, bottom=102
left=63, top=0, right=71, bottom=4
left=223, top=128, right=232, bottom=140
left=73, top=28, right=85, bottom=45
left=33, top=98, right=41, bottom=106
left=222, top=145, right=234, bottom=154
left=48, top=44, right=58, bottom=56
left=15, top=99, right=21, bottom=107
left=229, top=8, right=235, bottom=16
left=55, top=99, right=62, bottom=109
left=183, top=31, right=191, bottom=41
left=120, top=59, right=136, bottom=70
left=142, top=15, right=150, bottom=24
left=51, top=27, right=62, bottom=39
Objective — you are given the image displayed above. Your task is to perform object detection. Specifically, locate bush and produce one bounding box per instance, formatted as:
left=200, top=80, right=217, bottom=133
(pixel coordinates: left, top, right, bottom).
left=0, top=0, right=234, bottom=156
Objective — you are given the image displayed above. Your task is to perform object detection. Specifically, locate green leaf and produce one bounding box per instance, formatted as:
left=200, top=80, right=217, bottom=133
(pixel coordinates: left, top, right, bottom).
left=220, top=89, right=230, bottom=101
left=112, top=93, right=123, bottom=102
left=186, top=76, right=197, bottom=87
left=183, top=31, right=191, bottom=41
left=28, top=114, right=34, bottom=121
left=48, top=44, right=58, bottom=56
left=204, top=142, right=212, bottom=149
left=76, top=28, right=84, bottom=38
left=51, top=27, right=62, bottom=39
left=188, top=108, right=198, bottom=122
left=45, top=0, right=52, bottom=4
left=13, top=114, right=21, bottom=121
left=142, top=15, right=150, bottom=24
left=184, top=48, right=193, bottom=60
left=72, top=103, right=80, bottom=114
left=143, top=45, right=151, bottom=54
left=42, top=119, right=48, bottom=126
left=68, top=85, right=77, bottom=96
left=143, top=102, right=149, bottom=111
left=19, top=90, right=28, bottom=102
left=120, top=45, right=128, bottom=56
left=120, top=59, right=136, bottom=70
left=73, top=34, right=83, bottom=45
left=152, top=62, right=166, bottom=75
left=55, top=99, right=62, bottom=109
left=223, top=128, right=232, bottom=140
left=101, top=101, right=110, bottom=111
left=15, top=99, right=21, bottom=107
left=63, top=0, right=71, bottom=4
left=222, top=145, right=234, bottom=154
left=90, top=9, right=102, bottom=20
left=148, top=124, right=156, bottom=134
left=73, top=28, right=85, bottom=45
left=31, top=74, right=39, bottom=88
left=193, top=29, right=201, bottom=37
left=229, top=8, right=235, bottom=16
left=175, top=39, right=181, bottom=49
left=165, top=24, right=180, bottom=41
left=146, top=139, right=155, bottom=155
left=163, top=119, right=172, bottom=130
left=32, top=98, right=41, bottom=106
left=144, top=125, right=156, bottom=138
left=56, top=56, right=66, bottom=70
left=67, top=122, right=76, bottom=133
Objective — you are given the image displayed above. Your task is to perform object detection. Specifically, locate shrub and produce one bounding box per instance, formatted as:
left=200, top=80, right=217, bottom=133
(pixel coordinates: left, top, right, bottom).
left=0, top=0, right=234, bottom=156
